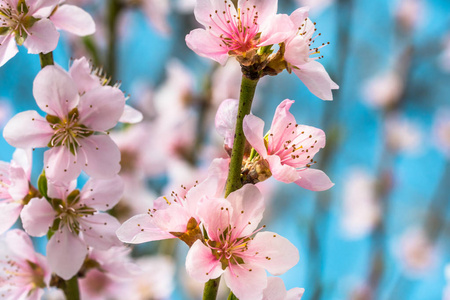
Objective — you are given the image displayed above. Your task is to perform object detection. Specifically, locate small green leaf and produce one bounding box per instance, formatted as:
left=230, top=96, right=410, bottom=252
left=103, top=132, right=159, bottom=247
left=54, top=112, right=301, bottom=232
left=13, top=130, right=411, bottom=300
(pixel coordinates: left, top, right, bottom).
left=38, top=172, right=48, bottom=199
left=14, top=32, right=27, bottom=46
left=67, top=189, right=80, bottom=206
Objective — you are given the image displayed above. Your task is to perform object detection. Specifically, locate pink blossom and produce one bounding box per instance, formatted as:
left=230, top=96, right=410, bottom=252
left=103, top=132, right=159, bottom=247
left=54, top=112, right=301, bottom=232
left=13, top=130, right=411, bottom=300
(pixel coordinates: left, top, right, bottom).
left=340, top=168, right=380, bottom=239
left=0, top=98, right=12, bottom=127
left=215, top=98, right=239, bottom=149
left=362, top=70, right=403, bottom=109
left=140, top=0, right=171, bottom=34
left=0, top=148, right=32, bottom=234
left=3, top=65, right=125, bottom=182
left=0, top=229, right=51, bottom=300
left=263, top=277, right=304, bottom=300
left=20, top=176, right=124, bottom=280
left=0, top=0, right=95, bottom=67
left=283, top=7, right=338, bottom=100
left=433, top=108, right=450, bottom=158
left=243, top=99, right=333, bottom=191
left=79, top=246, right=140, bottom=300
left=296, top=0, right=334, bottom=15
left=394, top=227, right=437, bottom=278
left=186, top=184, right=299, bottom=300
left=185, top=0, right=294, bottom=64
left=384, top=113, right=423, bottom=155
left=116, top=158, right=228, bottom=244
left=68, top=57, right=143, bottom=124
left=394, top=0, right=425, bottom=32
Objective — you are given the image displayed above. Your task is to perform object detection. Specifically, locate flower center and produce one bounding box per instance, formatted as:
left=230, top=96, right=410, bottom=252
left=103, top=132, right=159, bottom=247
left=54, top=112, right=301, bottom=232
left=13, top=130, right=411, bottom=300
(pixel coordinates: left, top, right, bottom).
left=0, top=0, right=37, bottom=44
left=52, top=190, right=96, bottom=235
left=208, top=1, right=261, bottom=54
left=47, top=108, right=93, bottom=155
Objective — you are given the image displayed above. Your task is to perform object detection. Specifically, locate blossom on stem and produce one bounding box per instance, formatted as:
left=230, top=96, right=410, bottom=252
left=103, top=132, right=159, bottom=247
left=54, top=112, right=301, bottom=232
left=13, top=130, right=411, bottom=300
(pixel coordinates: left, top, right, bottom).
left=242, top=99, right=333, bottom=191
left=0, top=229, right=50, bottom=300
left=116, top=158, right=229, bottom=246
left=0, top=148, right=32, bottom=234
left=186, top=184, right=299, bottom=300
left=185, top=0, right=293, bottom=64
left=3, top=65, right=125, bottom=182
left=20, top=176, right=124, bottom=280
left=283, top=7, right=338, bottom=100
left=0, top=0, right=95, bottom=67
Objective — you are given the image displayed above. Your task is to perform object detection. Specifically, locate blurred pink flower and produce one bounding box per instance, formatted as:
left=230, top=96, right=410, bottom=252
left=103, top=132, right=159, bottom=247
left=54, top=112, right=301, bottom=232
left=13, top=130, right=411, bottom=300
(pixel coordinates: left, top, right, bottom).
left=140, top=0, right=171, bottom=34
left=243, top=99, right=333, bottom=191
left=185, top=0, right=293, bottom=64
left=215, top=98, right=239, bottom=149
left=440, top=34, right=450, bottom=73
left=20, top=176, right=124, bottom=280
left=284, top=7, right=338, bottom=100
left=263, top=277, right=304, bottom=300
left=0, top=229, right=51, bottom=299
left=394, top=0, right=425, bottom=32
left=385, top=113, right=423, bottom=155
left=433, top=108, right=450, bottom=158
left=341, top=168, right=380, bottom=239
left=186, top=184, right=299, bottom=300
left=0, top=148, right=32, bottom=234
left=0, top=0, right=95, bottom=67
left=3, top=65, right=125, bottom=182
left=443, top=264, right=450, bottom=300
left=394, top=227, right=437, bottom=277
left=0, top=98, right=12, bottom=127
left=79, top=246, right=141, bottom=300
left=116, top=158, right=228, bottom=244
left=362, top=70, right=403, bottom=109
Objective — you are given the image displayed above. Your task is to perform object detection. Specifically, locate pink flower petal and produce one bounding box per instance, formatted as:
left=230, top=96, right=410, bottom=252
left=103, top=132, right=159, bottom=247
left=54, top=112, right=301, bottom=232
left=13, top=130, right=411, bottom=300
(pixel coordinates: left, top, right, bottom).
left=68, top=57, right=101, bottom=94
left=258, top=13, right=295, bottom=47
left=119, top=105, right=143, bottom=124
left=20, top=197, right=55, bottom=237
left=197, top=198, right=231, bottom=242
left=292, top=61, right=339, bottom=100
left=78, top=86, right=125, bottom=131
left=289, top=7, right=310, bottom=29
left=284, top=35, right=310, bottom=67
left=0, top=202, right=22, bottom=234
left=78, top=135, right=121, bottom=179
left=243, top=114, right=268, bottom=158
left=246, top=231, right=299, bottom=275
left=223, top=264, right=267, bottom=300
left=268, top=99, right=297, bottom=153
left=152, top=204, right=194, bottom=233
left=294, top=168, right=334, bottom=191
left=50, top=5, right=95, bottom=36
left=44, top=146, right=83, bottom=182
left=238, top=0, right=277, bottom=25
left=0, top=34, right=18, bottom=67
left=185, top=28, right=229, bottom=65
left=47, top=226, right=88, bottom=280
left=185, top=240, right=224, bottom=282
left=227, top=184, right=265, bottom=237
left=8, top=165, right=29, bottom=201
left=4, top=229, right=36, bottom=262
left=3, top=111, right=54, bottom=149
left=33, top=66, right=79, bottom=117
left=30, top=0, right=59, bottom=17
left=80, top=175, right=124, bottom=211
left=23, top=19, right=59, bottom=54
left=266, top=155, right=300, bottom=183
left=78, top=213, right=122, bottom=250
left=215, top=99, right=239, bottom=148
left=11, top=148, right=32, bottom=178
left=287, top=288, right=305, bottom=300
left=116, top=214, right=175, bottom=244
left=263, top=277, right=287, bottom=300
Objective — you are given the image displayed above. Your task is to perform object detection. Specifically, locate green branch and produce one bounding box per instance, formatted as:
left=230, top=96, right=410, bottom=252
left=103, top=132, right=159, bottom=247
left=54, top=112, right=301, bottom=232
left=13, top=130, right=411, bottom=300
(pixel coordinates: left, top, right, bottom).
left=39, top=52, right=54, bottom=68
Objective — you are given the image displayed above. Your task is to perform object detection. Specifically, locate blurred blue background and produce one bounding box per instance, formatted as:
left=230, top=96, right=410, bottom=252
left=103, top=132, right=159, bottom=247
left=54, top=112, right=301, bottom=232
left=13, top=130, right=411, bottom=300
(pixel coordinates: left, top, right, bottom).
left=1, top=0, right=449, bottom=299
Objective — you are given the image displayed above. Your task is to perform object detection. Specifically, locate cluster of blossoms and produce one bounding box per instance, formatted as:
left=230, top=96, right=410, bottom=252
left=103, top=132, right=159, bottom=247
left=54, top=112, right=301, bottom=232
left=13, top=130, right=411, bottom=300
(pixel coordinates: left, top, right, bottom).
left=0, top=0, right=340, bottom=299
